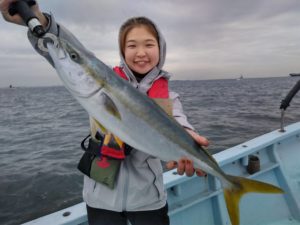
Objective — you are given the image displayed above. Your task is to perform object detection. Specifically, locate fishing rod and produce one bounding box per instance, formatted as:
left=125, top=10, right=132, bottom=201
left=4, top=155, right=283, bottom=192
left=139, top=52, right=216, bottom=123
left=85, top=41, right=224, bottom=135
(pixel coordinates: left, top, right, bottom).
left=8, top=0, right=45, bottom=37
left=279, top=79, right=300, bottom=132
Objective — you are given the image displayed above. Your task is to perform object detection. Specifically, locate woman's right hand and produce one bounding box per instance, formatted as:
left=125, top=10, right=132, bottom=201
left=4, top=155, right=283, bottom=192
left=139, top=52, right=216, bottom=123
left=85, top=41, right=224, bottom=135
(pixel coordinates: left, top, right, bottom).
left=0, top=0, right=47, bottom=27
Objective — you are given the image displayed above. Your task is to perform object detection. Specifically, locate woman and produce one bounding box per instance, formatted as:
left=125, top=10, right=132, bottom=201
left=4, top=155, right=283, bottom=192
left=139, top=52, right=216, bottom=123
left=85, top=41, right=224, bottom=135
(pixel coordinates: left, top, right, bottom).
left=0, top=1, right=209, bottom=224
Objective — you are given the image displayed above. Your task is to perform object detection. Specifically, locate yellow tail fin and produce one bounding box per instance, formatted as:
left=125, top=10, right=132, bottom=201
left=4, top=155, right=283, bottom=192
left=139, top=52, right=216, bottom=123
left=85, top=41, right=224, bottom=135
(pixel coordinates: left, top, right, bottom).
left=223, top=175, right=284, bottom=225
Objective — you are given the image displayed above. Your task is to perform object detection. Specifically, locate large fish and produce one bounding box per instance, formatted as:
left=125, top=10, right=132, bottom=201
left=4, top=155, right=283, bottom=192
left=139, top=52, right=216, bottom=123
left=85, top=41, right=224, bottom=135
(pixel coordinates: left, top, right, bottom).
left=47, top=39, right=283, bottom=225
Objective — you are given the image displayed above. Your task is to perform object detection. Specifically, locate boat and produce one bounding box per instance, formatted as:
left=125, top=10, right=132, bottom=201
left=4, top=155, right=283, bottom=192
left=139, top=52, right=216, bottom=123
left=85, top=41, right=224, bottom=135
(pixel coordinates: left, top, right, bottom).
left=20, top=122, right=300, bottom=225
left=289, top=73, right=300, bottom=77
left=21, top=82, right=300, bottom=225
left=237, top=75, right=244, bottom=80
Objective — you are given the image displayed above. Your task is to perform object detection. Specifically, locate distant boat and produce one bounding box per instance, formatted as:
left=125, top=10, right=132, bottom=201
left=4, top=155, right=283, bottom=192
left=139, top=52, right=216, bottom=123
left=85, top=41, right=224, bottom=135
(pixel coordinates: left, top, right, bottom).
left=9, top=84, right=13, bottom=88
left=289, top=73, right=300, bottom=77
left=237, top=75, right=244, bottom=80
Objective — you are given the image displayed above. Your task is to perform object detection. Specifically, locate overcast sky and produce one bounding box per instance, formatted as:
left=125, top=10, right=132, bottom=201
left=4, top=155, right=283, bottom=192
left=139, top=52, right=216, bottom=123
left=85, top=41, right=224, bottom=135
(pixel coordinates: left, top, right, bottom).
left=1, top=0, right=300, bottom=87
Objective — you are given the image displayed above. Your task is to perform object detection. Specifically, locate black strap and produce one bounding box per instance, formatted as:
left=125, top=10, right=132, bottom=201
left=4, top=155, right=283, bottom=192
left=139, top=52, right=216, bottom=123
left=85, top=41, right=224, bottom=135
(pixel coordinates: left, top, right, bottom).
left=81, top=132, right=104, bottom=156
left=124, top=144, right=133, bottom=155
left=81, top=134, right=91, bottom=151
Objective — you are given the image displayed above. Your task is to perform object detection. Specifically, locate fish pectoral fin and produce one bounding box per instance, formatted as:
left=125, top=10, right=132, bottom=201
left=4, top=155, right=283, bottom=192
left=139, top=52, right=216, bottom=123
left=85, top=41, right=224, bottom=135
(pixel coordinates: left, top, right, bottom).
left=100, top=92, right=121, bottom=120
left=90, top=117, right=108, bottom=135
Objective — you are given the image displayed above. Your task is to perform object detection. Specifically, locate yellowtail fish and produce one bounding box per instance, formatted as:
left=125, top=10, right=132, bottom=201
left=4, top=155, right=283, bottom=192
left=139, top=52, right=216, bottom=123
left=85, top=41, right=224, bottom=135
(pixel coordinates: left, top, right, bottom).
left=47, top=40, right=283, bottom=225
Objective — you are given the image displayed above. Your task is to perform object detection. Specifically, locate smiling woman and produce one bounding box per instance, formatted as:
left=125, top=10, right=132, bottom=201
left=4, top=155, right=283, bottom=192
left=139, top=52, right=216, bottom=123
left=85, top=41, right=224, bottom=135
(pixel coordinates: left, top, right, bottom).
left=0, top=1, right=210, bottom=225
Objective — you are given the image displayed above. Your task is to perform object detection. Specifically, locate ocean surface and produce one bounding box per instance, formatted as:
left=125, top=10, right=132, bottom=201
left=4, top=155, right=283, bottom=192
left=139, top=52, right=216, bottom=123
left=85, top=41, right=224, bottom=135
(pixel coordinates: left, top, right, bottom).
left=1, top=77, right=299, bottom=225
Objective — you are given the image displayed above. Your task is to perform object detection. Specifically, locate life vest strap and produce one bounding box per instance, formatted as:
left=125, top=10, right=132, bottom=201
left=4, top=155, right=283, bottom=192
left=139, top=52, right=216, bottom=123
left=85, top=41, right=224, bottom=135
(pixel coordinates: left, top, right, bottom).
left=101, top=146, right=126, bottom=159
left=80, top=132, right=132, bottom=158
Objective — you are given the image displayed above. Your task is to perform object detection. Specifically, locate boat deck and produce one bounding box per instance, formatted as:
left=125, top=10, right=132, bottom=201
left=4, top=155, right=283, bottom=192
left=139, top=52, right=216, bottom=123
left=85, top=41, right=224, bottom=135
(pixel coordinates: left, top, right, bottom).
left=22, top=122, right=300, bottom=225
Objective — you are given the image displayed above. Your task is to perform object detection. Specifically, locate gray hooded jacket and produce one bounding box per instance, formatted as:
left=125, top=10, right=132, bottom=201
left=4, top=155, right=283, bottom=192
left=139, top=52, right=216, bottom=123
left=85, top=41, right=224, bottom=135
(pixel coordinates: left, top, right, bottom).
left=28, top=13, right=194, bottom=212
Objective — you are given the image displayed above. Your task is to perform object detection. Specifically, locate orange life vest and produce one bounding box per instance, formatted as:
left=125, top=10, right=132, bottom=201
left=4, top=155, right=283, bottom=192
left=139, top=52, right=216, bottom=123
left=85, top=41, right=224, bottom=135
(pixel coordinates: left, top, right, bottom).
left=113, top=66, right=169, bottom=99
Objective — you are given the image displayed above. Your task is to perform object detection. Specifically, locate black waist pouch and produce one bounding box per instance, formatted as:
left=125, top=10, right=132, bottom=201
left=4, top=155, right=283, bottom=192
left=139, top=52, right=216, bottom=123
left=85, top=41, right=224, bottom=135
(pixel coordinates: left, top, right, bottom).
left=78, top=133, right=126, bottom=189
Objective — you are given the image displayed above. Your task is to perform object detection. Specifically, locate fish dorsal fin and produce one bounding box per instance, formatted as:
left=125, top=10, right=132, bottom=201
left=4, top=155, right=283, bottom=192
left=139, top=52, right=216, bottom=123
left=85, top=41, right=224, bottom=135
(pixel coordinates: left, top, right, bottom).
left=101, top=92, right=121, bottom=120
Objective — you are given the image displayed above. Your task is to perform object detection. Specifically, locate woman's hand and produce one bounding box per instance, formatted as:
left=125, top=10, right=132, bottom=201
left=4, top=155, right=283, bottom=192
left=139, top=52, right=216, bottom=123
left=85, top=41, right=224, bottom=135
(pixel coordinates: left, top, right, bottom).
left=166, top=129, right=209, bottom=177
left=0, top=0, right=47, bottom=27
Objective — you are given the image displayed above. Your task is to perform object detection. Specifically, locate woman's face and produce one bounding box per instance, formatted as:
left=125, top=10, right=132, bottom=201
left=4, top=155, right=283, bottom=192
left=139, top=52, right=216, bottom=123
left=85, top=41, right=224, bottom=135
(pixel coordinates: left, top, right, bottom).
left=124, top=26, right=159, bottom=75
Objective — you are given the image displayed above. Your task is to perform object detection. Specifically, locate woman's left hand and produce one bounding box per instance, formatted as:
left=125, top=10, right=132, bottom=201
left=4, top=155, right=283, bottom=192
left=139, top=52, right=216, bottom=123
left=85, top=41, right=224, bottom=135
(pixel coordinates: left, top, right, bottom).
left=166, top=129, right=209, bottom=177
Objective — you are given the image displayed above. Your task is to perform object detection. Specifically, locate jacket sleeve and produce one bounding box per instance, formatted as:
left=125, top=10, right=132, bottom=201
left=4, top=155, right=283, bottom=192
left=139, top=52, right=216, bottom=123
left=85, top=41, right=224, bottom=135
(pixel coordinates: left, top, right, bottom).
left=170, top=91, right=195, bottom=131
left=27, top=12, right=90, bottom=67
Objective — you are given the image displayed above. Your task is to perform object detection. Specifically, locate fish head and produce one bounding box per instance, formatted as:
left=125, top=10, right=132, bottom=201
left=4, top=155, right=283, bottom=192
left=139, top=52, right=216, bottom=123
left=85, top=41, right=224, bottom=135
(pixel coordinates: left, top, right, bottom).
left=47, top=39, right=102, bottom=98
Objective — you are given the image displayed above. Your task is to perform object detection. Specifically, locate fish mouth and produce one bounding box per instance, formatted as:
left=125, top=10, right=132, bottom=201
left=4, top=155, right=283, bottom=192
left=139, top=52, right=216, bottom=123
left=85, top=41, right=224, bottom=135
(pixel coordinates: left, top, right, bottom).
left=47, top=42, right=101, bottom=98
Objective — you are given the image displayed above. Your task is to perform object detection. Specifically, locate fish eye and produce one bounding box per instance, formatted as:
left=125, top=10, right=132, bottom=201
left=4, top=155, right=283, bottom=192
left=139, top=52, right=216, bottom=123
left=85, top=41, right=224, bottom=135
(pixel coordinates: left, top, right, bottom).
left=70, top=52, right=79, bottom=61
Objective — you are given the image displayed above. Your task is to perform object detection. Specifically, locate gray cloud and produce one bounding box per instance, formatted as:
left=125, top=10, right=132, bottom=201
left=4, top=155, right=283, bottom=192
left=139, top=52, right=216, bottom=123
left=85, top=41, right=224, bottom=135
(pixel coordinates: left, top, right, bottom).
left=1, top=0, right=300, bottom=87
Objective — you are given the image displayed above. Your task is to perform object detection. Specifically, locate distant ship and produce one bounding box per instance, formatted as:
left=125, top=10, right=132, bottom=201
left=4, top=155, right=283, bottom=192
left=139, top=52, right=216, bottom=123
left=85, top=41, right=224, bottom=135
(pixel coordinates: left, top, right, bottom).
left=289, top=73, right=300, bottom=77
left=236, top=75, right=244, bottom=80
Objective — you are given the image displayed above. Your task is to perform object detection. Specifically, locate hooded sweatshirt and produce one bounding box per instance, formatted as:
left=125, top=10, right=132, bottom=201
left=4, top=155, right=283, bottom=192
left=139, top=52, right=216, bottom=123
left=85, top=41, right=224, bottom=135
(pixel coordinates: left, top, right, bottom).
left=28, top=13, right=195, bottom=212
